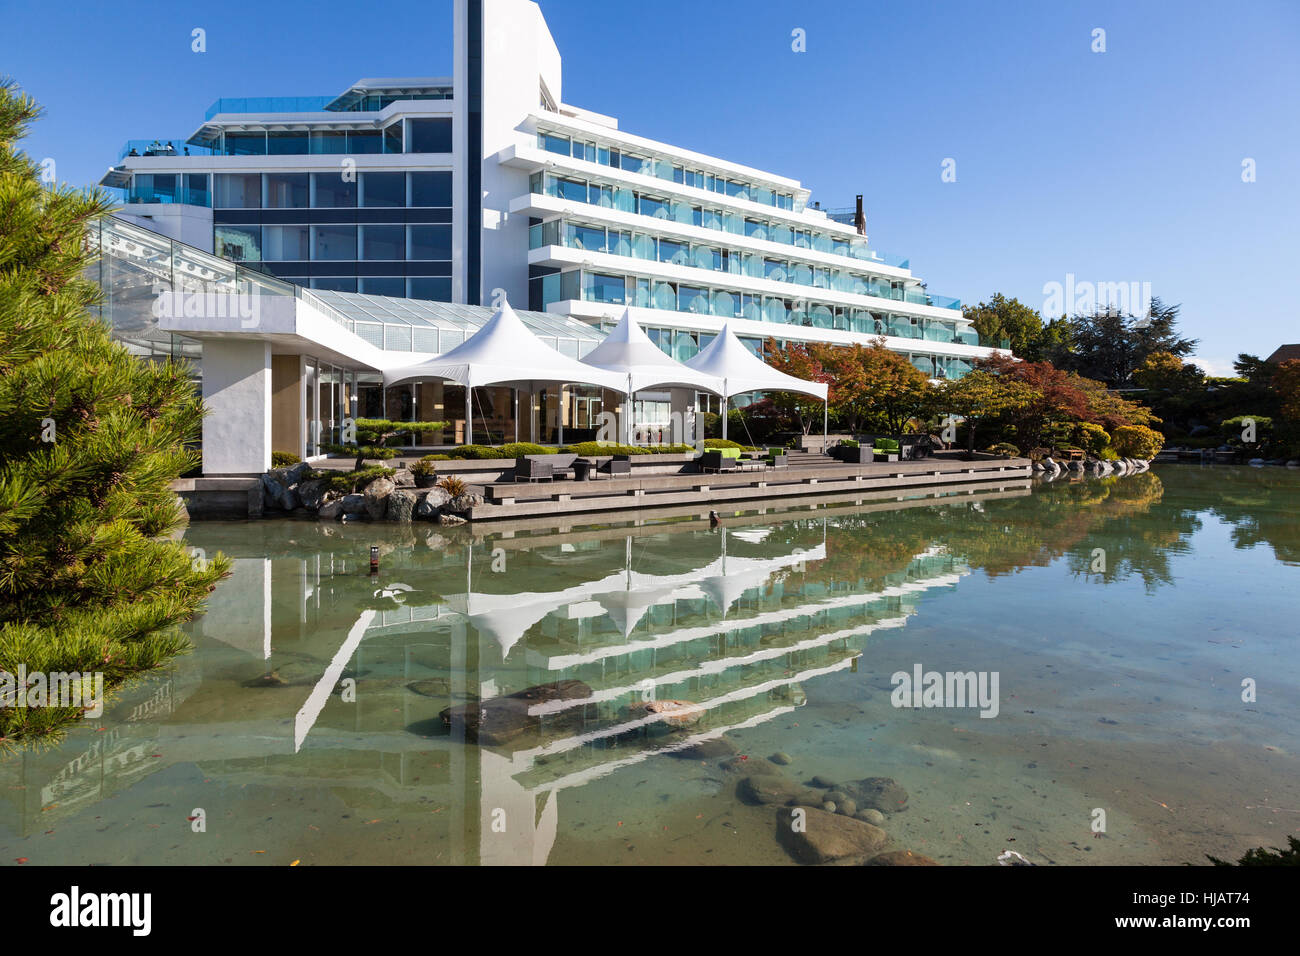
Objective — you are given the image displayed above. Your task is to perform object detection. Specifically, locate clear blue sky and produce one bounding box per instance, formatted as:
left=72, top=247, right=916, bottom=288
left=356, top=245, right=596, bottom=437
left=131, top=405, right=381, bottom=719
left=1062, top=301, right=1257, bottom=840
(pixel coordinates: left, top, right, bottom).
left=4, top=0, right=1297, bottom=373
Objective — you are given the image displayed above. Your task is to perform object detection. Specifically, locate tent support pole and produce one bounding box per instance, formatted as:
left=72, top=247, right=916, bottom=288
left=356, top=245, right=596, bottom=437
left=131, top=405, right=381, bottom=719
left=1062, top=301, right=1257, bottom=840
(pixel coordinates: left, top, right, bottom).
left=558, top=384, right=564, bottom=448
left=722, top=380, right=728, bottom=441
left=823, top=399, right=828, bottom=451
left=513, top=388, right=519, bottom=444
left=467, top=386, right=473, bottom=447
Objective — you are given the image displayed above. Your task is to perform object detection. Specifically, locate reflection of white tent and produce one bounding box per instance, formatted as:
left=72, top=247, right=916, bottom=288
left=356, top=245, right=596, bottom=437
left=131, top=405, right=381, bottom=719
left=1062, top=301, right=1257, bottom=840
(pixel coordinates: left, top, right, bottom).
left=684, top=323, right=829, bottom=440
left=383, top=301, right=627, bottom=444
left=579, top=309, right=723, bottom=443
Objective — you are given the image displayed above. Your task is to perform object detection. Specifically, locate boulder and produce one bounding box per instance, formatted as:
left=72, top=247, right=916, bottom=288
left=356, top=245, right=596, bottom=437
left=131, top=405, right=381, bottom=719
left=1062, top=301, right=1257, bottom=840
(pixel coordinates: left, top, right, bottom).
left=416, top=487, right=452, bottom=520
left=447, top=493, right=484, bottom=515
left=438, top=513, right=467, bottom=526
left=387, top=489, right=417, bottom=523
left=775, top=806, right=888, bottom=865
left=364, top=477, right=395, bottom=520
left=340, top=493, right=367, bottom=515
left=867, top=850, right=939, bottom=866
left=854, top=808, right=886, bottom=826
left=318, top=498, right=344, bottom=520
left=297, top=478, right=331, bottom=511
left=391, top=468, right=416, bottom=488
left=260, top=472, right=300, bottom=511
left=724, top=756, right=783, bottom=777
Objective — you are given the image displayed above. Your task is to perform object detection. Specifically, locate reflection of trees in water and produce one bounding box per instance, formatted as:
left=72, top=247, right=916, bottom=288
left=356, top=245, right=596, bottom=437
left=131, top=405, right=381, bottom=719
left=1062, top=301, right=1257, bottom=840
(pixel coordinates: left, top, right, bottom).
left=820, top=473, right=1193, bottom=593
left=1171, top=468, right=1300, bottom=566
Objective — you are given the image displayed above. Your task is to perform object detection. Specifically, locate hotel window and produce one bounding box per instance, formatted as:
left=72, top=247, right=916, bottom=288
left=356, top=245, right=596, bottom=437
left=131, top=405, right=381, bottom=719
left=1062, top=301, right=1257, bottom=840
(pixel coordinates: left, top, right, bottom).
left=313, top=173, right=357, bottom=208
left=409, top=277, right=452, bottom=301
left=361, top=225, right=404, bottom=260
left=311, top=277, right=358, bottom=293
left=214, top=173, right=262, bottom=208
left=679, top=285, right=708, bottom=314
left=267, top=131, right=308, bottom=155
left=657, top=238, right=688, bottom=266
left=540, top=131, right=570, bottom=156
left=583, top=272, right=626, bottom=305
left=214, top=225, right=261, bottom=261
left=348, top=129, right=383, bottom=154
left=265, top=173, right=309, bottom=208
left=383, top=123, right=404, bottom=154
left=361, top=172, right=405, bottom=207
left=311, top=225, right=357, bottom=260
left=652, top=280, right=677, bottom=310
left=567, top=223, right=606, bottom=252
left=310, top=130, right=348, bottom=154
left=408, top=118, right=452, bottom=153
left=555, top=176, right=586, bottom=203
left=360, top=277, right=403, bottom=297
left=410, top=171, right=452, bottom=206
left=638, top=195, right=669, bottom=220
left=408, top=224, right=452, bottom=260
left=263, top=225, right=310, bottom=261
left=223, top=131, right=266, bottom=156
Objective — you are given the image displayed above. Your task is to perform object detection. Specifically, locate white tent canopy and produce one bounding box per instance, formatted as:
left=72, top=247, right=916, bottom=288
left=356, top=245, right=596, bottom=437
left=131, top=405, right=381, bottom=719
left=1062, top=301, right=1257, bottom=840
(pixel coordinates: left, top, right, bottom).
left=579, top=308, right=724, bottom=443
left=383, top=300, right=626, bottom=392
left=382, top=300, right=626, bottom=445
left=684, top=324, right=829, bottom=401
left=580, top=308, right=724, bottom=395
left=684, top=323, right=829, bottom=440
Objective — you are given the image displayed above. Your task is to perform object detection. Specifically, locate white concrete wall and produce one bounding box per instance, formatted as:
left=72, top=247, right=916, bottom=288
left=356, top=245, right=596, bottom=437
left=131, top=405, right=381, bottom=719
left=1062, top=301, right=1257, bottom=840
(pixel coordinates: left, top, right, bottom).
left=477, top=0, right=562, bottom=309
left=201, top=340, right=272, bottom=475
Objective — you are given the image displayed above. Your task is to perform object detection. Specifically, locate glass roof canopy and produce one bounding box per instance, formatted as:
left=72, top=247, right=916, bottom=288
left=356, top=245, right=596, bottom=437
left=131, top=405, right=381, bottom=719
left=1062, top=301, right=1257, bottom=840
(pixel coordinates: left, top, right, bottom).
left=304, top=290, right=605, bottom=360
left=89, top=215, right=607, bottom=367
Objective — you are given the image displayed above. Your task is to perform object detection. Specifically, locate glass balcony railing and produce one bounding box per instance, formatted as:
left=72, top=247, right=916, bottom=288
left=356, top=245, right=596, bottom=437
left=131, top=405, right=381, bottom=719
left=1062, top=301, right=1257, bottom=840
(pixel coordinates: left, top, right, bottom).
left=204, top=96, right=335, bottom=120
left=530, top=171, right=914, bottom=272
left=118, top=139, right=212, bottom=160
left=528, top=217, right=960, bottom=311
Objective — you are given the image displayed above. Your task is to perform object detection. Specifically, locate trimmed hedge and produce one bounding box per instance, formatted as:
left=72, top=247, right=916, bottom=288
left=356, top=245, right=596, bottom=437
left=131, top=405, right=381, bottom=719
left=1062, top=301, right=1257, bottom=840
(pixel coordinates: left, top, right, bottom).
left=307, top=466, right=395, bottom=494
left=272, top=450, right=303, bottom=467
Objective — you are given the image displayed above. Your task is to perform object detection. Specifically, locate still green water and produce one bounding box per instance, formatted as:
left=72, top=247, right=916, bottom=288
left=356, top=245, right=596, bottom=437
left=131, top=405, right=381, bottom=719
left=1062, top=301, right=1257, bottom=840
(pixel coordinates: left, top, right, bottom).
left=3, top=466, right=1297, bottom=866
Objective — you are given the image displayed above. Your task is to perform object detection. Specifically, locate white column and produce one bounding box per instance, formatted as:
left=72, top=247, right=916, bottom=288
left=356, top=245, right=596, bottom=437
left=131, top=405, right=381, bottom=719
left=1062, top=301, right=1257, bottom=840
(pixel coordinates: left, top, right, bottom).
left=201, top=339, right=272, bottom=475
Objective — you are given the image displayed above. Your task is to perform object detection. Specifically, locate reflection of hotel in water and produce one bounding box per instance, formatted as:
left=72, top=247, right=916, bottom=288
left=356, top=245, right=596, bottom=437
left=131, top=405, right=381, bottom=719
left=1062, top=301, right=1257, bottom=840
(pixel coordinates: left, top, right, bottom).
left=0, top=512, right=971, bottom=862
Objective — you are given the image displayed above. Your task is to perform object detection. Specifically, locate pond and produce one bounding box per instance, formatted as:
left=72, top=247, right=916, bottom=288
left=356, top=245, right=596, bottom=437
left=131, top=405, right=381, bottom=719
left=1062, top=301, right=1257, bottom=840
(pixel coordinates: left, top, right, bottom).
left=3, top=465, right=1297, bottom=866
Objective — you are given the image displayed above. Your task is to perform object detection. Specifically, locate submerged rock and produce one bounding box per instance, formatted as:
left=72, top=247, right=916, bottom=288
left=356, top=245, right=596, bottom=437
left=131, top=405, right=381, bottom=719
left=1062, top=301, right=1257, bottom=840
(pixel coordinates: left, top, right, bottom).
left=855, top=808, right=886, bottom=826
left=670, top=738, right=738, bottom=760
left=843, top=777, right=909, bottom=813
left=628, top=699, right=704, bottom=728
left=439, top=680, right=592, bottom=746
left=775, top=806, right=887, bottom=865
left=867, top=850, right=939, bottom=866
left=770, top=751, right=793, bottom=766
left=722, top=756, right=781, bottom=776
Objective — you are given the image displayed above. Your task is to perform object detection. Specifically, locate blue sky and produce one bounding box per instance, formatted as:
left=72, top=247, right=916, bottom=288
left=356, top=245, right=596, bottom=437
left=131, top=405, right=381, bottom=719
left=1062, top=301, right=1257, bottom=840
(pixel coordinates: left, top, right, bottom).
left=4, top=0, right=1297, bottom=373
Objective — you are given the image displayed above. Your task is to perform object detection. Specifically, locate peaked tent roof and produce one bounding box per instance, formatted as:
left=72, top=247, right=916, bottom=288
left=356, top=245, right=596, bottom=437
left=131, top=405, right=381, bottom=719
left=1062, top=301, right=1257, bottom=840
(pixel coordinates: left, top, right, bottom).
left=683, top=324, right=829, bottom=401
left=383, top=301, right=627, bottom=391
left=579, top=308, right=724, bottom=394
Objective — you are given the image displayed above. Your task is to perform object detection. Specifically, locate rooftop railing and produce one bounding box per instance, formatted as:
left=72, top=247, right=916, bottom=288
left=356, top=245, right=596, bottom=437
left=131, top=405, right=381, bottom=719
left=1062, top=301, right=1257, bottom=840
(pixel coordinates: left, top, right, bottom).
left=118, top=139, right=212, bottom=161
left=204, top=96, right=335, bottom=120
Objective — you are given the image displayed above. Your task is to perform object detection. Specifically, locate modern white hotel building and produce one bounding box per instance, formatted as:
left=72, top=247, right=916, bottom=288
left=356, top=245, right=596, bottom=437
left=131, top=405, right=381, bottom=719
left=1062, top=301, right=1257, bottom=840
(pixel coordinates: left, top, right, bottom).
left=94, top=0, right=1006, bottom=475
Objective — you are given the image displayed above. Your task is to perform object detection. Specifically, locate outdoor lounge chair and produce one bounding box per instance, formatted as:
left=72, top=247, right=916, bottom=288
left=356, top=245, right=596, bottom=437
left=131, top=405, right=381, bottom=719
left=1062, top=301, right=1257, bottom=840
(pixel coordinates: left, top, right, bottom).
left=873, top=439, right=901, bottom=462
left=700, top=449, right=738, bottom=473
left=597, top=455, right=631, bottom=479
left=514, top=457, right=553, bottom=482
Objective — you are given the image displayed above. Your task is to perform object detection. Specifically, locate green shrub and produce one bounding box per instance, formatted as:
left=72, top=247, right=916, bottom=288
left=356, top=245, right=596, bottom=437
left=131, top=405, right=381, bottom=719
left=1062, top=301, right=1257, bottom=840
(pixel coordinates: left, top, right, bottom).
left=447, top=444, right=506, bottom=459
left=437, top=475, right=468, bottom=498
left=271, top=450, right=302, bottom=468
left=839, top=439, right=859, bottom=449
left=497, top=442, right=558, bottom=457
left=1072, top=422, right=1110, bottom=456
left=308, top=466, right=395, bottom=494
left=985, top=442, right=1020, bottom=457
left=420, top=453, right=451, bottom=461
left=1220, top=415, right=1272, bottom=444
left=410, top=459, right=436, bottom=478
left=1112, top=425, right=1164, bottom=459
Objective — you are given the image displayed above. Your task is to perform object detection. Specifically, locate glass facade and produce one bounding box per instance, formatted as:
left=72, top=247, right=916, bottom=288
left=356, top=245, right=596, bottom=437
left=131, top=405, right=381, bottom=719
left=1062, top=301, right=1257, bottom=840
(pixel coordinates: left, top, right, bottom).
left=528, top=217, right=959, bottom=310
left=529, top=172, right=913, bottom=270
left=537, top=129, right=797, bottom=210
left=212, top=170, right=453, bottom=301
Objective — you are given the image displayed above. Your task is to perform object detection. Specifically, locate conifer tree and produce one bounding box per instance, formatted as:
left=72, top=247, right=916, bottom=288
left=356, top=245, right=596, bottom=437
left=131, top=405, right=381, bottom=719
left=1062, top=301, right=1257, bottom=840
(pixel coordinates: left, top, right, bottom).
left=0, top=80, right=229, bottom=747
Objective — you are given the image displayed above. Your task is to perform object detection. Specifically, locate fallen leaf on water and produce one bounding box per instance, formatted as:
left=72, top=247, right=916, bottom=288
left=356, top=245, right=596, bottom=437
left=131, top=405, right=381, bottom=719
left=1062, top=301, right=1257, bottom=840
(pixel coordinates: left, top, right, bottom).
left=290, top=860, right=300, bottom=866
left=252, top=850, right=266, bottom=854
left=365, top=819, right=381, bottom=825
left=15, top=858, right=28, bottom=864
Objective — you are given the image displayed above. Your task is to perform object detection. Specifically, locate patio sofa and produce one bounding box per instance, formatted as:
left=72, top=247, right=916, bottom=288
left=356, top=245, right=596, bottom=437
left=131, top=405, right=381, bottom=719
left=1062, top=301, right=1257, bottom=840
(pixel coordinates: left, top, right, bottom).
left=513, top=453, right=578, bottom=482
